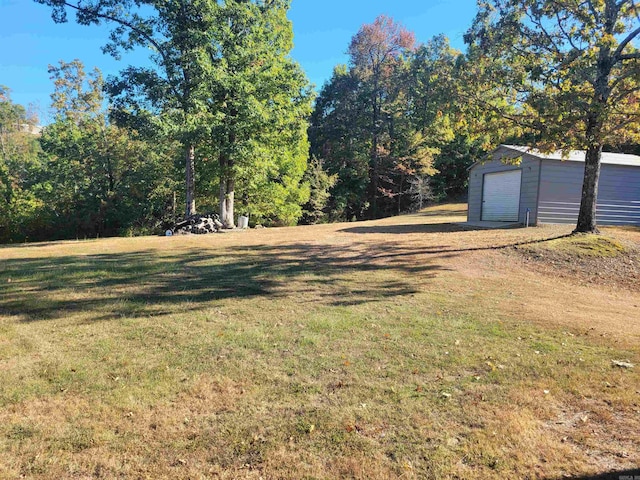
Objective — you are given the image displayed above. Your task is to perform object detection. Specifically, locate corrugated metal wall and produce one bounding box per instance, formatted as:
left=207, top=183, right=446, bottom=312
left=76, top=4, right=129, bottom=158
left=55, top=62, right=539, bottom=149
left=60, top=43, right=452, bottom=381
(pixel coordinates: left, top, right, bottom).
left=538, top=161, right=640, bottom=225
left=467, top=147, right=541, bottom=223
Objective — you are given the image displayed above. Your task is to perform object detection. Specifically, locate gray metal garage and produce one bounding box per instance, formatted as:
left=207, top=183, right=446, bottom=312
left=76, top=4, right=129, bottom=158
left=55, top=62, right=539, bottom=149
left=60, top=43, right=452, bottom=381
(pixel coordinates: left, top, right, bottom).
left=467, top=145, right=640, bottom=226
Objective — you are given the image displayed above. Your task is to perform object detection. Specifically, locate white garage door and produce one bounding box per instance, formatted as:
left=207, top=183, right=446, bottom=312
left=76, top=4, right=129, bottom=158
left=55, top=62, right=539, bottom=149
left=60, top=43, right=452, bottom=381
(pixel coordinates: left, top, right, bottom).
left=481, top=170, right=522, bottom=221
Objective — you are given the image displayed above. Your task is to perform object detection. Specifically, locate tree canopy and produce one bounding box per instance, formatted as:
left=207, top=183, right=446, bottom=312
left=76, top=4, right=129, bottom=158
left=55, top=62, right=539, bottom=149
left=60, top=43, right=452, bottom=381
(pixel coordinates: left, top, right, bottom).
left=463, top=0, right=640, bottom=232
left=207, top=0, right=313, bottom=227
left=309, top=18, right=476, bottom=220
left=36, top=0, right=313, bottom=227
left=37, top=0, right=218, bottom=217
left=4, top=1, right=637, bottom=242
left=0, top=86, right=43, bottom=242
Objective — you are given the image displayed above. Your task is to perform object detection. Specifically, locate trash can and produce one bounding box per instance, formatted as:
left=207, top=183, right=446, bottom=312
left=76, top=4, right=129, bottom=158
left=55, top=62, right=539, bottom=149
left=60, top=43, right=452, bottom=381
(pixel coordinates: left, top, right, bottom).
left=238, top=215, right=249, bottom=229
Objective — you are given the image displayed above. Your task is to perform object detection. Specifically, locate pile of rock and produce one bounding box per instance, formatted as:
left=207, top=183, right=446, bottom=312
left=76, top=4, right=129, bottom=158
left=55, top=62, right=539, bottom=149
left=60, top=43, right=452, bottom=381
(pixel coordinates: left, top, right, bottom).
left=171, top=214, right=224, bottom=235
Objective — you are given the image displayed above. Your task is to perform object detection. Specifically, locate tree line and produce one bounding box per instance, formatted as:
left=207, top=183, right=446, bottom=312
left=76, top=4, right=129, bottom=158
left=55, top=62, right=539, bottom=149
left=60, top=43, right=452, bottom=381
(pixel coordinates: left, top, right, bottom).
left=1, top=0, right=638, bottom=242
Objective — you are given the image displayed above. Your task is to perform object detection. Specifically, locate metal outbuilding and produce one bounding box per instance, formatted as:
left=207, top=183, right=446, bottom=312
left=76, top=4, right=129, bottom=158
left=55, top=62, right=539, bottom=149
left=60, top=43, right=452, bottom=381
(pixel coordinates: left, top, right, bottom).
left=467, top=145, right=640, bottom=226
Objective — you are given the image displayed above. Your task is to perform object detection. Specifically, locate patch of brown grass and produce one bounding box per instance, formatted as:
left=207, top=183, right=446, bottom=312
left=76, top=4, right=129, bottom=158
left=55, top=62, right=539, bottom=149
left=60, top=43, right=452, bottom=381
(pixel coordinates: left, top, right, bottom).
left=1, top=204, right=639, bottom=479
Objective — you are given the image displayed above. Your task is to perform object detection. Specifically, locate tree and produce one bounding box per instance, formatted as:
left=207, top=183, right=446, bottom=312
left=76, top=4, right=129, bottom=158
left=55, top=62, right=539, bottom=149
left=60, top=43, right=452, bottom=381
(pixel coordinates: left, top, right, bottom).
left=205, top=0, right=312, bottom=228
left=402, top=35, right=467, bottom=204
left=309, top=17, right=420, bottom=221
left=430, top=135, right=485, bottom=201
left=37, top=0, right=313, bottom=227
left=309, top=65, right=371, bottom=221
left=409, top=37, right=488, bottom=203
left=36, top=0, right=216, bottom=217
left=310, top=28, right=466, bottom=219
left=348, top=15, right=416, bottom=218
left=464, top=0, right=640, bottom=233
left=39, top=60, right=179, bottom=239
left=300, top=156, right=337, bottom=224
left=0, top=86, right=43, bottom=242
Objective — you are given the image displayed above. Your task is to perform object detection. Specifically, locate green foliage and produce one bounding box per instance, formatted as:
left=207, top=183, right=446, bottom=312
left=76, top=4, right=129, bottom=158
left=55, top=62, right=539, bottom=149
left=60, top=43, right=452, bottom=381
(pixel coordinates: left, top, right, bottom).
left=463, top=0, right=640, bottom=150
left=310, top=26, right=473, bottom=220
left=37, top=0, right=219, bottom=217
left=300, top=156, right=337, bottom=225
left=102, top=0, right=216, bottom=143
left=431, top=136, right=485, bottom=201
left=309, top=65, right=370, bottom=221
left=0, top=61, right=179, bottom=242
left=36, top=0, right=313, bottom=228
left=463, top=0, right=640, bottom=231
left=0, top=86, right=44, bottom=243
left=347, top=15, right=417, bottom=219
left=206, top=0, right=313, bottom=227
left=39, top=117, right=179, bottom=239
left=26, top=2, right=638, bottom=237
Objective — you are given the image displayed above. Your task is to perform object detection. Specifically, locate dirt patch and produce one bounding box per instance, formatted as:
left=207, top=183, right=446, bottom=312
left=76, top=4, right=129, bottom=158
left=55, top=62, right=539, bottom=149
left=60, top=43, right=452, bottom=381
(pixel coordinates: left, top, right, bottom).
left=507, top=234, right=640, bottom=292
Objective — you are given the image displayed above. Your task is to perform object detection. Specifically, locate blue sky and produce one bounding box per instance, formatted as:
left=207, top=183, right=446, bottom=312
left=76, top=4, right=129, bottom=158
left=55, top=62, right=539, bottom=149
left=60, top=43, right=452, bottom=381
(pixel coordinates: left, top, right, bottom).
left=0, top=0, right=478, bottom=123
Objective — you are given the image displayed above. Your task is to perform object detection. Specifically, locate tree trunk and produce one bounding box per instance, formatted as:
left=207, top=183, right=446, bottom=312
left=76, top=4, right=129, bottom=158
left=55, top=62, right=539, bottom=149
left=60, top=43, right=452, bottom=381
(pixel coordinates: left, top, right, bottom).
left=573, top=0, right=617, bottom=233
left=218, top=153, right=236, bottom=229
left=219, top=172, right=227, bottom=225
left=398, top=174, right=403, bottom=215
left=219, top=178, right=236, bottom=228
left=218, top=153, right=229, bottom=227
left=185, top=144, right=196, bottom=217
left=574, top=144, right=602, bottom=234
left=225, top=177, right=235, bottom=228
left=172, top=191, right=177, bottom=222
left=371, top=141, right=378, bottom=219
left=370, top=99, right=380, bottom=220
left=574, top=30, right=613, bottom=232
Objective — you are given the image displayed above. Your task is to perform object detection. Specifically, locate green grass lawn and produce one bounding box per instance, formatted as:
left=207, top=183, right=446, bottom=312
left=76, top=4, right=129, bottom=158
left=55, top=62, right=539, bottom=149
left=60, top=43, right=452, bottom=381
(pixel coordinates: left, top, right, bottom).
left=1, top=205, right=639, bottom=479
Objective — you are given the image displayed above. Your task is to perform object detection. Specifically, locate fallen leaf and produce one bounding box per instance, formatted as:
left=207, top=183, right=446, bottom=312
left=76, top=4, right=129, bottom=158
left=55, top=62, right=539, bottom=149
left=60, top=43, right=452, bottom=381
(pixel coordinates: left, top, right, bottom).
left=612, top=360, right=634, bottom=369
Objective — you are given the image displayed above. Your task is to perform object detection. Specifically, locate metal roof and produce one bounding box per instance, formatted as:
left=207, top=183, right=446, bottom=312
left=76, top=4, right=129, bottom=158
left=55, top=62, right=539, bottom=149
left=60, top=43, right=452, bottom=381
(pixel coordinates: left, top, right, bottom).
left=501, top=145, right=640, bottom=167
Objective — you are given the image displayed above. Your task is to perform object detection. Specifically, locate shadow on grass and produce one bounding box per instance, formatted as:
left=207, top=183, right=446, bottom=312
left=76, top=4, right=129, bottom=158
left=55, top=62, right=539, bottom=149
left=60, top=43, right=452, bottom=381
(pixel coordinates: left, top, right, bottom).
left=341, top=222, right=574, bottom=253
left=0, top=236, right=126, bottom=250
left=0, top=241, right=453, bottom=323
left=342, top=222, right=527, bottom=235
left=340, top=222, right=470, bottom=235
left=555, top=468, right=640, bottom=480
